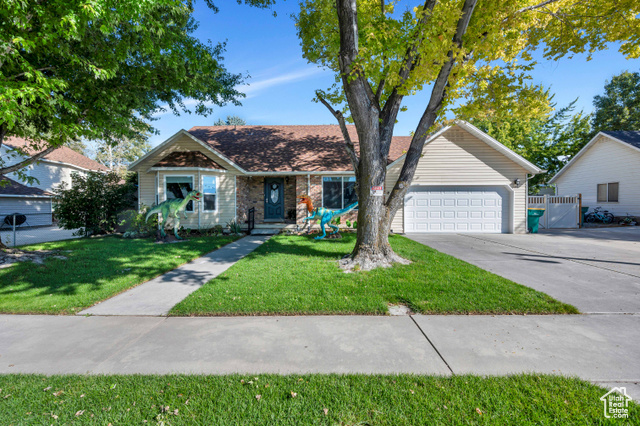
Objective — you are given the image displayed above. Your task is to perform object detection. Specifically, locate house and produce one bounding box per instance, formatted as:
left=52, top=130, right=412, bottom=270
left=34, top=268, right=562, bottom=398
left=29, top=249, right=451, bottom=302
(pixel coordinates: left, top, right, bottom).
left=550, top=131, right=640, bottom=216
left=0, top=176, right=53, bottom=227
left=0, top=137, right=109, bottom=224
left=130, top=121, right=542, bottom=234
left=1, top=137, right=109, bottom=192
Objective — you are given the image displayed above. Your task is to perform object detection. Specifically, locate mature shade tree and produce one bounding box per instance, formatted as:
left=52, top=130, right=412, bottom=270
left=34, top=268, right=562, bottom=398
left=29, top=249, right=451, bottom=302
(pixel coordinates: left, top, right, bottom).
left=0, top=0, right=243, bottom=182
left=213, top=115, right=247, bottom=126
left=472, top=100, right=591, bottom=191
left=92, top=134, right=152, bottom=175
left=279, top=0, right=640, bottom=270
left=590, top=70, right=640, bottom=136
left=64, top=140, right=88, bottom=156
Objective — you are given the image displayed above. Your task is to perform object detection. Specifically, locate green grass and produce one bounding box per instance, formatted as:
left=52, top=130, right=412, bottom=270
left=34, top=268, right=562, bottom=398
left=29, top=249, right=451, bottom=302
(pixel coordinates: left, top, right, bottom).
left=0, top=374, right=633, bottom=424
left=0, top=235, right=239, bottom=314
left=171, top=234, right=577, bottom=316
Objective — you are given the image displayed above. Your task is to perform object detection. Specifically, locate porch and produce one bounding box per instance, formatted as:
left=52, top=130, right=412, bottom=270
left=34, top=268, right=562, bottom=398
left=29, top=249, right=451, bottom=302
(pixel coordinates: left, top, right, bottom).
left=235, top=175, right=359, bottom=231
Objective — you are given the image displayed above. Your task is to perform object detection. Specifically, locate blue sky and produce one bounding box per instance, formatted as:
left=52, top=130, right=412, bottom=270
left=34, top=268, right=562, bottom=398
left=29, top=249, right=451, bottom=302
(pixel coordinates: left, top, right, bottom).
left=148, top=1, right=640, bottom=146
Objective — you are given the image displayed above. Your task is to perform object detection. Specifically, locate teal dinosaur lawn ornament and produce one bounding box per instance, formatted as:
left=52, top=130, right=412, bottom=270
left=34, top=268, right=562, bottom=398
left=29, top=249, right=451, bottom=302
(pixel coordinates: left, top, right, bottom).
left=298, top=195, right=358, bottom=240
left=145, top=191, right=201, bottom=239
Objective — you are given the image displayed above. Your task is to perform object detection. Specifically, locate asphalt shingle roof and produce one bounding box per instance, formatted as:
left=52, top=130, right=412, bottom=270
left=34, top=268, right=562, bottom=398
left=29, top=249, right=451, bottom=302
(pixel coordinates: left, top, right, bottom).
left=0, top=176, right=52, bottom=197
left=3, top=137, right=109, bottom=172
left=601, top=130, right=640, bottom=150
left=187, top=125, right=412, bottom=172
left=154, top=151, right=225, bottom=169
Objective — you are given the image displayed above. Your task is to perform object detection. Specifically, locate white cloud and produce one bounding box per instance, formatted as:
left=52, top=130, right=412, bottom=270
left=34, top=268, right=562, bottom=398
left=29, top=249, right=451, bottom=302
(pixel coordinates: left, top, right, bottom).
left=240, top=67, right=325, bottom=98
left=151, top=67, right=325, bottom=117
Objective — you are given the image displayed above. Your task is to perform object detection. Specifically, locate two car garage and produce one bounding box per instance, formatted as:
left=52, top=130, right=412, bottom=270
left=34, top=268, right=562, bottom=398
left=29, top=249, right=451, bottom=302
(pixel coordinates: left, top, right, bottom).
left=386, top=122, right=543, bottom=234
left=404, top=186, right=510, bottom=233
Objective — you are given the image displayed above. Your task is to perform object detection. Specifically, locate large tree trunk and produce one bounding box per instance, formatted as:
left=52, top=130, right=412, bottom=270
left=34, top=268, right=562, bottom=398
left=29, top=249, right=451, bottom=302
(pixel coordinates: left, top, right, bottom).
left=334, top=0, right=410, bottom=271
left=340, top=118, right=409, bottom=271
left=333, top=0, right=478, bottom=271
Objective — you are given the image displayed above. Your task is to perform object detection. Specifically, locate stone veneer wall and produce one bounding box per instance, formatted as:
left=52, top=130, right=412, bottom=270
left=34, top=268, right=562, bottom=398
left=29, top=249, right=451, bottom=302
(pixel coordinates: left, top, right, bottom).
left=236, top=176, right=297, bottom=224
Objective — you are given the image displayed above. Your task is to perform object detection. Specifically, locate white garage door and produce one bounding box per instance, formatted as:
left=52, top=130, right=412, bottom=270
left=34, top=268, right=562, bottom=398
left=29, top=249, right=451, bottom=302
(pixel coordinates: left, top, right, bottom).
left=404, top=186, right=509, bottom=233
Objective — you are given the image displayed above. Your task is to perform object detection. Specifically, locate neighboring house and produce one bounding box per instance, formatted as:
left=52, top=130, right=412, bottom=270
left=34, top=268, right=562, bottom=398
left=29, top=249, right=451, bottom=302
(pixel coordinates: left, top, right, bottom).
left=0, top=176, right=53, bottom=227
left=0, top=137, right=109, bottom=223
left=1, top=137, right=109, bottom=193
left=550, top=131, right=640, bottom=216
left=129, top=121, right=542, bottom=234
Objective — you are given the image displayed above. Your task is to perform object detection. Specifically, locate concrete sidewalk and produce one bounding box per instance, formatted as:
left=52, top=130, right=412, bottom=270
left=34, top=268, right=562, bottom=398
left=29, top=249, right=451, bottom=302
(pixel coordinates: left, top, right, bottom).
left=0, top=314, right=638, bottom=396
left=79, top=235, right=270, bottom=316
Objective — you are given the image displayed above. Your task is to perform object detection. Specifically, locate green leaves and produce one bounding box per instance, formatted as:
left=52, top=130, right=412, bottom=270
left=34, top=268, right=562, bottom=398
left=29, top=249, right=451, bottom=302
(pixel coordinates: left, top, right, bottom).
left=53, top=171, right=136, bottom=235
left=1, top=0, right=243, bottom=170
left=294, top=0, right=640, bottom=123
left=591, top=71, right=640, bottom=136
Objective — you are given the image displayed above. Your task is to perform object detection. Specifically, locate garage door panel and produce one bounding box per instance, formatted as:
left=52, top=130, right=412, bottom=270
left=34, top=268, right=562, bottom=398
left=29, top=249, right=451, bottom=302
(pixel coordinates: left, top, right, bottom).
left=404, top=186, right=509, bottom=233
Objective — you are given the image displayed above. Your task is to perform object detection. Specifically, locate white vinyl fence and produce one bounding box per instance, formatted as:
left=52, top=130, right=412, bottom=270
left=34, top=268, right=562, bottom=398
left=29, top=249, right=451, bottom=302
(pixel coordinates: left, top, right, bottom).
left=528, top=194, right=581, bottom=229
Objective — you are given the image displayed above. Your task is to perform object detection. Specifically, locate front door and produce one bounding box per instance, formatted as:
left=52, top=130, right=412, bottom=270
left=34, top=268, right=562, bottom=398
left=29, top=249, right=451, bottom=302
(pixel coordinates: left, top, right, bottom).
left=264, top=178, right=284, bottom=220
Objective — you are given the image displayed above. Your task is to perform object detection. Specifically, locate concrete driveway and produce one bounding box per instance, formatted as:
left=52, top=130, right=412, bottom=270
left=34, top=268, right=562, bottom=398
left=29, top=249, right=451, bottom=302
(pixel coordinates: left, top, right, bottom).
left=406, top=227, right=640, bottom=314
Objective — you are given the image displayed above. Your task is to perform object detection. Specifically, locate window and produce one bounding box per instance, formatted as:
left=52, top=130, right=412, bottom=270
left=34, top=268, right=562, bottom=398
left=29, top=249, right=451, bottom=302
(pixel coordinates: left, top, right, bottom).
left=597, top=184, right=607, bottom=202
left=166, top=176, right=194, bottom=212
left=608, top=182, right=619, bottom=202
left=323, top=176, right=358, bottom=209
left=202, top=175, right=217, bottom=211
left=597, top=182, right=619, bottom=203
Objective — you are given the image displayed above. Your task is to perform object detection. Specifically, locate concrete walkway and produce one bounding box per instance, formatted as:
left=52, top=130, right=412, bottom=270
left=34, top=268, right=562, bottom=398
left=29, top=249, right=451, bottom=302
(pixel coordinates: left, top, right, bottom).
left=0, top=314, right=638, bottom=396
left=79, top=235, right=271, bottom=316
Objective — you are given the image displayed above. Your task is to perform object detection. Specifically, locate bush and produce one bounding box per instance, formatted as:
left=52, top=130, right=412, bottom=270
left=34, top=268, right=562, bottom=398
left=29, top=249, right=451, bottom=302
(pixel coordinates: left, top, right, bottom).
left=121, top=206, right=158, bottom=238
left=226, top=219, right=243, bottom=235
left=54, top=171, right=136, bottom=236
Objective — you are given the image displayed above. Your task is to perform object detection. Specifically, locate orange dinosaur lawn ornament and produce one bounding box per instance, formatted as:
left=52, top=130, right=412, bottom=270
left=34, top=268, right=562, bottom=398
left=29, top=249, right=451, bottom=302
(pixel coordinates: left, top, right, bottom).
left=297, top=194, right=358, bottom=239
left=298, top=195, right=314, bottom=214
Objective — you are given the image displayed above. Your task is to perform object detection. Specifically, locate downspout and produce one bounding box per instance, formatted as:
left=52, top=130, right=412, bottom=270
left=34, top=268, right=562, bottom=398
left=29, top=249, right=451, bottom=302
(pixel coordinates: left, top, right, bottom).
left=234, top=175, right=237, bottom=223
left=198, top=170, right=201, bottom=230
left=156, top=171, right=160, bottom=232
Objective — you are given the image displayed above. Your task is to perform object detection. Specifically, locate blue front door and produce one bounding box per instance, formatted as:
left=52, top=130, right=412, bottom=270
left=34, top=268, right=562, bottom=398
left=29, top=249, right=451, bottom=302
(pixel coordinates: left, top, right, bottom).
left=264, top=178, right=284, bottom=220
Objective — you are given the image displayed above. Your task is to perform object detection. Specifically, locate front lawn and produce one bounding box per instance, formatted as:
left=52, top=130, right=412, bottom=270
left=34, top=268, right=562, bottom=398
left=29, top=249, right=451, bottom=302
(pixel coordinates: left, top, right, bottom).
left=0, top=235, right=239, bottom=314
left=171, top=234, right=577, bottom=315
left=0, top=374, right=630, bottom=424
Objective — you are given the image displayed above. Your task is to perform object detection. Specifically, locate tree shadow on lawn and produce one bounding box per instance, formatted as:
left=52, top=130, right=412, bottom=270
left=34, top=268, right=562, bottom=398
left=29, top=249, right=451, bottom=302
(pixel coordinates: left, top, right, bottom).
left=0, top=236, right=237, bottom=311
left=239, top=233, right=360, bottom=262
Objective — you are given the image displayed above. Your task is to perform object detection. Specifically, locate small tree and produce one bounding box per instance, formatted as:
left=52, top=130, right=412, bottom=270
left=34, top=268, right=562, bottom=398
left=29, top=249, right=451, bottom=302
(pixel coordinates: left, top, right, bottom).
left=213, top=115, right=247, bottom=126
left=93, top=134, right=151, bottom=176
left=54, top=172, right=135, bottom=236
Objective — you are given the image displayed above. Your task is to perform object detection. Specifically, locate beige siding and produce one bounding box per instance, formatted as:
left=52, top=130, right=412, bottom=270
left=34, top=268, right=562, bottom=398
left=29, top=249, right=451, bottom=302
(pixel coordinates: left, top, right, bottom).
left=386, top=126, right=529, bottom=233
left=133, top=133, right=239, bottom=229
left=555, top=135, right=640, bottom=216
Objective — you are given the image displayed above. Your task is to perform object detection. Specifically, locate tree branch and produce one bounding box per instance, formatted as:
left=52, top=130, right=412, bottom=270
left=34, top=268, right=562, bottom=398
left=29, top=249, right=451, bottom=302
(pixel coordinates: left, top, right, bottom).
left=378, top=0, right=438, bottom=159
left=386, top=0, right=478, bottom=212
left=0, top=145, right=58, bottom=176
left=317, top=92, right=360, bottom=171
left=9, top=66, right=55, bottom=80
left=336, top=0, right=378, bottom=114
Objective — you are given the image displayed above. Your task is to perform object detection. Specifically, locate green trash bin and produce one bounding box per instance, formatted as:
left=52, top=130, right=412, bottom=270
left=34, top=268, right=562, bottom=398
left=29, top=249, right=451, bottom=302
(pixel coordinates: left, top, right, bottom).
left=581, top=207, right=589, bottom=224
left=527, top=208, right=545, bottom=233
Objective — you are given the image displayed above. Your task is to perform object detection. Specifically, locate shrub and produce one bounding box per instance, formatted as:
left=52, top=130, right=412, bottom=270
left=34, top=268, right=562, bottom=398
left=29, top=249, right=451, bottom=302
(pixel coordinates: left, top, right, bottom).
left=346, top=220, right=352, bottom=228
left=54, top=171, right=135, bottom=236
left=353, top=221, right=358, bottom=229
left=226, top=219, right=243, bottom=235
